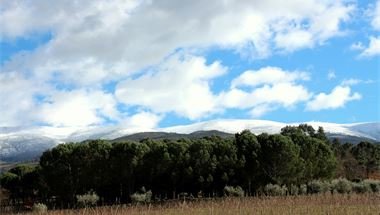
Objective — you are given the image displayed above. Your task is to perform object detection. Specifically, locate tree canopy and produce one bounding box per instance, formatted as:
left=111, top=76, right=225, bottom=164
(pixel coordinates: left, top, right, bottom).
left=1, top=124, right=379, bottom=208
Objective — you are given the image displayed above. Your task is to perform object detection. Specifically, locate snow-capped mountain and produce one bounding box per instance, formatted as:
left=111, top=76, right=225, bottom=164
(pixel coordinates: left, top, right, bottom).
left=1, top=120, right=379, bottom=162
left=161, top=120, right=379, bottom=140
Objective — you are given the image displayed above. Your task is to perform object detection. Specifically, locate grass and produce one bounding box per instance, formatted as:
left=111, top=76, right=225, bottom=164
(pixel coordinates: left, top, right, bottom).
left=20, top=193, right=380, bottom=215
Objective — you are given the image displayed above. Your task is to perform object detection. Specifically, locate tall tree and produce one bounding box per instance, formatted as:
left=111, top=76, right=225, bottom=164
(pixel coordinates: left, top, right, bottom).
left=351, top=142, right=380, bottom=178
left=258, top=134, right=304, bottom=185
left=234, top=130, right=260, bottom=194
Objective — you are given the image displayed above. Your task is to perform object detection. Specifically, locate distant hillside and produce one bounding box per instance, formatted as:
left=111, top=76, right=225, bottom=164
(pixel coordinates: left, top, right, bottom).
left=112, top=130, right=234, bottom=142
left=1, top=120, right=379, bottom=162
left=112, top=130, right=378, bottom=145
left=326, top=133, right=379, bottom=144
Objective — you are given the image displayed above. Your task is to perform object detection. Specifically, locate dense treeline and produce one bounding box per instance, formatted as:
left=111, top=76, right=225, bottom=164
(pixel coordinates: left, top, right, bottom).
left=1, top=124, right=379, bottom=208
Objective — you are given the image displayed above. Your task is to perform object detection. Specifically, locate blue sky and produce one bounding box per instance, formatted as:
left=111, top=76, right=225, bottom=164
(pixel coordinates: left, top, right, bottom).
left=0, top=0, right=379, bottom=129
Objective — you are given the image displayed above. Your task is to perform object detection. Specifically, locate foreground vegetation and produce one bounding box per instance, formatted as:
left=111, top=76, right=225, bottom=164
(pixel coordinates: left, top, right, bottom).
left=1, top=124, right=379, bottom=212
left=18, top=194, right=380, bottom=215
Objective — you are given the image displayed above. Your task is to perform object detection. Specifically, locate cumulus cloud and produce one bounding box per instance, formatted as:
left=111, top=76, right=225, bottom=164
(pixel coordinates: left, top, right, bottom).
left=220, top=67, right=311, bottom=117
left=231, top=67, right=309, bottom=88
left=351, top=1, right=380, bottom=58
left=1, top=0, right=354, bottom=86
left=0, top=0, right=359, bottom=126
left=274, top=30, right=313, bottom=52
left=371, top=0, right=380, bottom=31
left=0, top=71, right=120, bottom=127
left=122, top=112, right=162, bottom=130
left=0, top=72, right=43, bottom=126
left=115, top=53, right=226, bottom=119
left=359, top=36, right=380, bottom=57
left=38, top=90, right=119, bottom=127
left=350, top=42, right=364, bottom=51
left=249, top=104, right=276, bottom=118
left=0, top=0, right=140, bottom=39
left=306, top=85, right=361, bottom=111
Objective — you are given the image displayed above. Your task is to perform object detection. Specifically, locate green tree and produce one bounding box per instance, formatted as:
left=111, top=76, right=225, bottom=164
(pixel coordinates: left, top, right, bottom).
left=0, top=165, right=39, bottom=202
left=109, top=141, right=149, bottom=202
left=281, top=125, right=336, bottom=181
left=39, top=143, right=78, bottom=206
left=234, top=130, right=260, bottom=194
left=258, top=134, right=304, bottom=185
left=351, top=142, right=380, bottom=178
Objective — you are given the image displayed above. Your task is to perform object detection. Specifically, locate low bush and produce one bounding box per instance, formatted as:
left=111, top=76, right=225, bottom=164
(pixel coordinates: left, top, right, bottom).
left=332, top=178, right=352, bottom=194
left=352, top=181, right=371, bottom=193
left=307, top=180, right=330, bottom=194
left=224, top=186, right=244, bottom=197
left=364, top=179, right=380, bottom=193
left=130, top=188, right=152, bottom=204
left=32, top=203, right=47, bottom=214
left=288, top=184, right=299, bottom=195
left=299, top=184, right=308, bottom=195
left=76, top=191, right=99, bottom=207
left=264, top=184, right=287, bottom=196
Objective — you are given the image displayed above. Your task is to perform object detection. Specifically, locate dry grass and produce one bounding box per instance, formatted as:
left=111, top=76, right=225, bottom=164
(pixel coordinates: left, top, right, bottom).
left=17, top=193, right=380, bottom=215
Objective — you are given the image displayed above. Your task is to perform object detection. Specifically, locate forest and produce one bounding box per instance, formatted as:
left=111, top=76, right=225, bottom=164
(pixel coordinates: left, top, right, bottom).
left=1, top=124, right=379, bottom=209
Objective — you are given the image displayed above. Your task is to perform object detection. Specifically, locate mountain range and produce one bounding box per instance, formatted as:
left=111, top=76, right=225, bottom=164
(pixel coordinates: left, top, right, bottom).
left=1, top=120, right=379, bottom=162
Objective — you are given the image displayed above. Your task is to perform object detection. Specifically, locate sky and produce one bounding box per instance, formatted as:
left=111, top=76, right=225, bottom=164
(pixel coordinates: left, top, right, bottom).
left=0, top=0, right=379, bottom=131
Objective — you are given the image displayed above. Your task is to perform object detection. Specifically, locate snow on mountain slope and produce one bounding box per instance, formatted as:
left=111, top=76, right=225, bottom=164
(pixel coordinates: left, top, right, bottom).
left=294, top=121, right=379, bottom=140
left=162, top=119, right=286, bottom=135
left=346, top=122, right=380, bottom=140
left=0, top=120, right=379, bottom=162
left=0, top=134, right=60, bottom=161
left=162, top=120, right=380, bottom=140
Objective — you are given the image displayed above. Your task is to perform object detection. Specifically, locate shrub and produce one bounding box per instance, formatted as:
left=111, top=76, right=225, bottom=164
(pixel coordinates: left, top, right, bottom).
left=307, top=180, right=330, bottom=194
left=299, top=184, right=307, bottom=195
left=224, top=186, right=244, bottom=197
left=32, top=203, right=47, bottom=214
left=130, top=188, right=152, bottom=204
left=264, top=184, right=287, bottom=196
left=332, top=178, right=352, bottom=194
left=76, top=191, right=99, bottom=207
left=363, top=179, right=380, bottom=193
left=288, top=184, right=299, bottom=195
left=352, top=181, right=371, bottom=193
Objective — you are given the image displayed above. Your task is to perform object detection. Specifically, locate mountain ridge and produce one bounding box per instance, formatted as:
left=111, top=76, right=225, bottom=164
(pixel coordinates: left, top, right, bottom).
left=1, top=120, right=379, bottom=162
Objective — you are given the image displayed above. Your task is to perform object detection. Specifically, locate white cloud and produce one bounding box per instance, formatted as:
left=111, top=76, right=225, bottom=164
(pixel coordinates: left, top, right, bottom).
left=306, top=85, right=361, bottom=111
left=273, top=1, right=353, bottom=52
left=115, top=53, right=226, bottom=119
left=0, top=0, right=358, bottom=126
left=0, top=0, right=354, bottom=86
left=249, top=104, right=276, bottom=118
left=0, top=72, right=121, bottom=127
left=231, top=67, right=309, bottom=88
left=341, top=78, right=374, bottom=86
left=351, top=1, right=380, bottom=58
left=371, top=0, right=380, bottom=31
left=341, top=78, right=361, bottom=86
left=359, top=36, right=380, bottom=57
left=350, top=42, right=364, bottom=51
left=0, top=0, right=140, bottom=39
left=220, top=67, right=311, bottom=117
left=122, top=112, right=162, bottom=130
left=0, top=72, right=42, bottom=126
left=274, top=30, right=313, bottom=52
left=220, top=83, right=311, bottom=109
left=38, top=90, right=119, bottom=127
